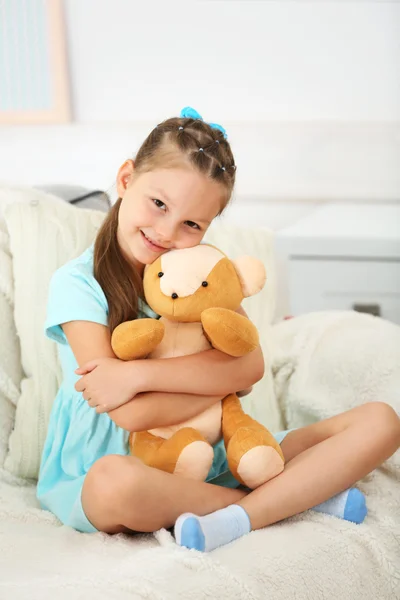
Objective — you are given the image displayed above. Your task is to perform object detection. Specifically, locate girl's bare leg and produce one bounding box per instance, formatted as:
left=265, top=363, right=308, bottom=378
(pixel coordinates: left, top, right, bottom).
left=239, top=401, right=400, bottom=529
left=82, top=455, right=247, bottom=533
left=174, top=402, right=400, bottom=551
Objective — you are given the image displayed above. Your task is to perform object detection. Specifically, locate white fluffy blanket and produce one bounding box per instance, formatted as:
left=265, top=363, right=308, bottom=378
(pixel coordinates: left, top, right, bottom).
left=0, top=452, right=399, bottom=599
left=1, top=312, right=399, bottom=600
left=271, top=310, right=400, bottom=426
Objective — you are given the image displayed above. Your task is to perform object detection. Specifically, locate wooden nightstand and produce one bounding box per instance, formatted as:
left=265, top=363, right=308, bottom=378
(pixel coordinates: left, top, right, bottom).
left=275, top=204, right=400, bottom=324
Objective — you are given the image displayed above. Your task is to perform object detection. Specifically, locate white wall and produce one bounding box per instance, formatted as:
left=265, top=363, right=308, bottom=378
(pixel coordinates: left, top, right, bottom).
left=1, top=0, right=399, bottom=227
left=64, top=0, right=400, bottom=123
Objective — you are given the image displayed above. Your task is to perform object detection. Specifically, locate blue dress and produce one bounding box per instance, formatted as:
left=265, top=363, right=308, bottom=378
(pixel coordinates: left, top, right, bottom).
left=36, top=246, right=159, bottom=532
left=37, top=246, right=291, bottom=533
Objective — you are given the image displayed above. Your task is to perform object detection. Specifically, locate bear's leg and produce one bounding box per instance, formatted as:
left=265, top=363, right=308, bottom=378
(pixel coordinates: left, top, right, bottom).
left=222, top=393, right=285, bottom=489
left=131, top=428, right=214, bottom=481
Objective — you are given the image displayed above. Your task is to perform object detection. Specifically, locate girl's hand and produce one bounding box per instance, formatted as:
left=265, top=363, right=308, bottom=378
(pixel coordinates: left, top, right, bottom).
left=74, top=357, right=141, bottom=413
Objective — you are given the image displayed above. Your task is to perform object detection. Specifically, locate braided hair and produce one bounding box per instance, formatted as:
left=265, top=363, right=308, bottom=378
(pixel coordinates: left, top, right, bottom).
left=134, top=116, right=236, bottom=208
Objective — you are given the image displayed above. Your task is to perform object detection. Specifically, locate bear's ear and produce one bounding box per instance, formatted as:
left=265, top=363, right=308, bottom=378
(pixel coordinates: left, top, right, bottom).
left=232, top=256, right=266, bottom=298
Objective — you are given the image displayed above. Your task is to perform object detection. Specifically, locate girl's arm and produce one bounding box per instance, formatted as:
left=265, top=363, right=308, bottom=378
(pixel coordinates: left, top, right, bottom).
left=126, top=345, right=264, bottom=396
left=76, top=307, right=264, bottom=411
left=237, top=387, right=253, bottom=397
left=78, top=348, right=263, bottom=404
left=109, top=391, right=222, bottom=432
left=62, top=321, right=225, bottom=428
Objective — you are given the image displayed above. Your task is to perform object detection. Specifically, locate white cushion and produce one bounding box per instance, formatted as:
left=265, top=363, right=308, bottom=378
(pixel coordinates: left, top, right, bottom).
left=0, top=210, right=22, bottom=469
left=2, top=194, right=280, bottom=480
left=3, top=194, right=105, bottom=479
left=206, top=222, right=283, bottom=431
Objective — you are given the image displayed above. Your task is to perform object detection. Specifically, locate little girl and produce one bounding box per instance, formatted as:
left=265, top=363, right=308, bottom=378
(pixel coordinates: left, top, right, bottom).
left=37, top=107, right=400, bottom=552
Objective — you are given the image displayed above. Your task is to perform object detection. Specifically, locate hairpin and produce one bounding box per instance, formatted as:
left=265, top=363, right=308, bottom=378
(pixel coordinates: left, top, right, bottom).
left=180, top=107, right=228, bottom=139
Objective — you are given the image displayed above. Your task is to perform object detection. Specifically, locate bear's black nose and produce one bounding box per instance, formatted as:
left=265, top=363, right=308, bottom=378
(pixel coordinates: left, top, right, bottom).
left=171, top=293, right=178, bottom=299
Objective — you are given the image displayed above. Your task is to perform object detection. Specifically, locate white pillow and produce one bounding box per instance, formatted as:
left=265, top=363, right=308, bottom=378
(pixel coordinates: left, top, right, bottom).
left=0, top=216, right=23, bottom=469
left=205, top=222, right=283, bottom=432
left=4, top=195, right=105, bottom=479
left=3, top=196, right=281, bottom=480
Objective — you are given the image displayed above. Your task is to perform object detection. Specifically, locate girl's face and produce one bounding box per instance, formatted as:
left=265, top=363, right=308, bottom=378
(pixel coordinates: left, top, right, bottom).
left=116, top=160, right=226, bottom=271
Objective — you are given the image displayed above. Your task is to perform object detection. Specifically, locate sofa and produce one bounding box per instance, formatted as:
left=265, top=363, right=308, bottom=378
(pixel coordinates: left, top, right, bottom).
left=0, top=185, right=399, bottom=600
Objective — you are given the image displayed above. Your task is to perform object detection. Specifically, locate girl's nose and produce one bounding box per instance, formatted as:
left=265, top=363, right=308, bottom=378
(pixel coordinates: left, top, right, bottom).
left=155, top=218, right=177, bottom=243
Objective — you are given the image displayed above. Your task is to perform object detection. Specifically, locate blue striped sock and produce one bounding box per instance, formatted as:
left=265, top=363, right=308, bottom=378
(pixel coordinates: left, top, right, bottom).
left=313, top=488, right=367, bottom=524
left=174, top=488, right=367, bottom=553
left=174, top=504, right=251, bottom=552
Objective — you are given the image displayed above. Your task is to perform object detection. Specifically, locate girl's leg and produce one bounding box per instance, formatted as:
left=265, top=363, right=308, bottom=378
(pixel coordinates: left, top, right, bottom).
left=175, top=402, right=400, bottom=551
left=241, top=401, right=400, bottom=529
left=81, top=454, right=247, bottom=534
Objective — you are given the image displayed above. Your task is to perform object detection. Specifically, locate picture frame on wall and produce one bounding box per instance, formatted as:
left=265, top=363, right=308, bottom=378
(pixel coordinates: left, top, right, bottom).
left=0, top=0, right=71, bottom=124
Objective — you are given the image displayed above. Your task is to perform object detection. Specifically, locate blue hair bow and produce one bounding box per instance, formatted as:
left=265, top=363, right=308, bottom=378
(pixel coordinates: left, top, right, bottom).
left=180, top=106, right=227, bottom=139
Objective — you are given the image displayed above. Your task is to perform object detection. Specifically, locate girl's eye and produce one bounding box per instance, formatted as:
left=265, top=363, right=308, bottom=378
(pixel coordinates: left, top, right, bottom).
left=185, top=221, right=200, bottom=230
left=153, top=199, right=166, bottom=210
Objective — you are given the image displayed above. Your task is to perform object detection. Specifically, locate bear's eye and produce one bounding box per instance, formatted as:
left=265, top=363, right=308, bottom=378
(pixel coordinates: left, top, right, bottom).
left=158, top=272, right=164, bottom=278
left=202, top=281, right=208, bottom=287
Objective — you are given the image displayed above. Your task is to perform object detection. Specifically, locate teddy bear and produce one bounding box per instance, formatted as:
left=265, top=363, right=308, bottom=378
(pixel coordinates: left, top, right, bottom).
left=111, top=243, right=285, bottom=489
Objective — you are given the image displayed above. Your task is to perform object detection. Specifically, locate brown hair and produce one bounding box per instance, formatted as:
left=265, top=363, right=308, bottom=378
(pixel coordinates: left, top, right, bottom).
left=94, top=116, right=236, bottom=333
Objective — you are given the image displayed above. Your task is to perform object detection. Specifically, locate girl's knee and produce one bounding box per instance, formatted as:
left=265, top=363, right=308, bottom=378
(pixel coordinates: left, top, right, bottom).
left=85, top=455, right=144, bottom=509
left=362, top=402, right=400, bottom=445
left=82, top=455, right=146, bottom=533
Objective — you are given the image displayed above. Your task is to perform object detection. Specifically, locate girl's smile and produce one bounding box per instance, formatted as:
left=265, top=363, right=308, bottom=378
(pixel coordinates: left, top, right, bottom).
left=140, top=230, right=170, bottom=253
